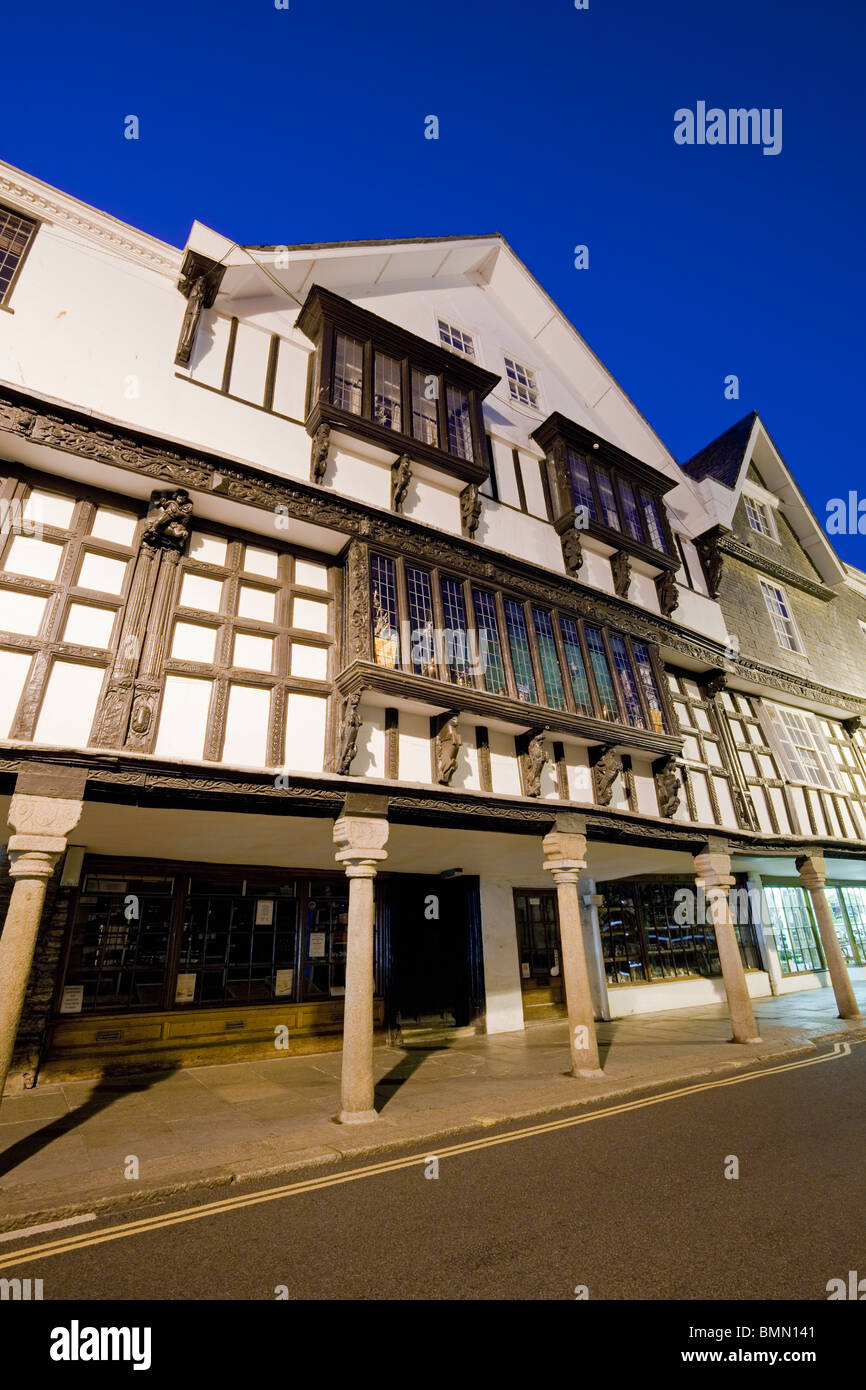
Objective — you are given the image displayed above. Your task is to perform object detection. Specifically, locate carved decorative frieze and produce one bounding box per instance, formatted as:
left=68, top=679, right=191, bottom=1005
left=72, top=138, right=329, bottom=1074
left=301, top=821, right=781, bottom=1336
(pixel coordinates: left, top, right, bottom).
left=655, top=568, right=679, bottom=617
left=346, top=542, right=372, bottom=663
left=459, top=483, right=482, bottom=540
left=390, top=454, right=412, bottom=515
left=611, top=550, right=632, bottom=599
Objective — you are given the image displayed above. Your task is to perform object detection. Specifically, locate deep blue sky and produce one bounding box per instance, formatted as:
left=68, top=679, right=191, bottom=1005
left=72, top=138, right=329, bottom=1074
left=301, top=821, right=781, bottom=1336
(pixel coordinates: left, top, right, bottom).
left=5, top=1, right=866, bottom=560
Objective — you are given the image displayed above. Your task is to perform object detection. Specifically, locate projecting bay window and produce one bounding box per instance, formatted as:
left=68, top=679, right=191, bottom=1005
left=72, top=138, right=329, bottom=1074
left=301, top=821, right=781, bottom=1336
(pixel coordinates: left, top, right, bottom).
left=366, top=551, right=672, bottom=735
left=297, top=285, right=498, bottom=485
left=533, top=414, right=677, bottom=567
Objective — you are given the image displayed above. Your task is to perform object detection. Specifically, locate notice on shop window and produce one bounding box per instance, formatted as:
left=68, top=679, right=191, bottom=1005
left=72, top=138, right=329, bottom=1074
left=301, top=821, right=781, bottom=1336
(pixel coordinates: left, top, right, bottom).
left=175, top=973, right=196, bottom=1004
left=59, top=986, right=84, bottom=1014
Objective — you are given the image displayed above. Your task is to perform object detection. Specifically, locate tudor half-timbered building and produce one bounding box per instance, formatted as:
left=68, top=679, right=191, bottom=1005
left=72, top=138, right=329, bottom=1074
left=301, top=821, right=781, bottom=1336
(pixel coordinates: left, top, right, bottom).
left=0, top=161, right=862, bottom=1116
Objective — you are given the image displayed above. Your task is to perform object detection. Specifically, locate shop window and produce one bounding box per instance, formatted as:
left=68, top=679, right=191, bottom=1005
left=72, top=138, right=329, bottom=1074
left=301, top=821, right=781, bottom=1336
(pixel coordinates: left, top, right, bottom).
left=762, top=886, right=825, bottom=975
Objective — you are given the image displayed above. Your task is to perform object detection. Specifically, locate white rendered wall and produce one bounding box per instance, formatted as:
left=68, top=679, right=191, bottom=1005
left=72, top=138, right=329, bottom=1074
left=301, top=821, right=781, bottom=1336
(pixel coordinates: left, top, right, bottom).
left=478, top=877, right=525, bottom=1034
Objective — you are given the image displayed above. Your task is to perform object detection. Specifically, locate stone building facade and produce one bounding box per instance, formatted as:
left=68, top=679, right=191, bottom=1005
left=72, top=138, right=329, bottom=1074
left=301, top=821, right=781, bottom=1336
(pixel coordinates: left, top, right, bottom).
left=0, top=160, right=862, bottom=1116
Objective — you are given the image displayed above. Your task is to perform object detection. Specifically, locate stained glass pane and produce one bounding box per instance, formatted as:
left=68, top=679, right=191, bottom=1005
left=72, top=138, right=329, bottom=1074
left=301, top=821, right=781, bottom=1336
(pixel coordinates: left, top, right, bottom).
left=405, top=566, right=436, bottom=677
left=609, top=634, right=644, bottom=727
left=532, top=608, right=567, bottom=710
left=585, top=626, right=619, bottom=721
left=503, top=599, right=537, bottom=703
left=559, top=618, right=593, bottom=714
left=333, top=333, right=363, bottom=414
left=370, top=554, right=399, bottom=668
left=472, top=589, right=507, bottom=695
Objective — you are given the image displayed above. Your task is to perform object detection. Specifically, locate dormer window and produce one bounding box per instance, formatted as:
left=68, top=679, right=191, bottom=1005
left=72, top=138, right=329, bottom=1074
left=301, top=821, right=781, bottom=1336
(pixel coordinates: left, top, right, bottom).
left=533, top=414, right=678, bottom=569
left=297, top=286, right=498, bottom=485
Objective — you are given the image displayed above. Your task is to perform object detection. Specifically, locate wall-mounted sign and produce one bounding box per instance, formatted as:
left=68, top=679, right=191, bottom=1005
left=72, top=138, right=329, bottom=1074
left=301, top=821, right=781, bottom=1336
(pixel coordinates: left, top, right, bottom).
left=308, top=931, right=326, bottom=958
left=59, top=986, right=84, bottom=1014
left=175, top=973, right=196, bottom=1004
left=521, top=962, right=531, bottom=979
left=275, top=969, right=294, bottom=997
left=255, top=899, right=275, bottom=926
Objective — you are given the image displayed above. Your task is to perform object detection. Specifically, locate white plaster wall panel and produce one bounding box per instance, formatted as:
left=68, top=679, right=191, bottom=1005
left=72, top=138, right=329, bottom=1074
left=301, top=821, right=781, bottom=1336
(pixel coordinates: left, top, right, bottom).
left=238, top=584, right=275, bottom=622
left=189, top=310, right=232, bottom=389
left=222, top=684, right=270, bottom=767
left=451, top=728, right=481, bottom=791
left=294, top=559, right=328, bottom=590
left=271, top=339, right=310, bottom=420
left=490, top=438, right=521, bottom=508
left=397, top=711, right=433, bottom=784
left=78, top=552, right=127, bottom=595
left=680, top=536, right=708, bottom=595
left=172, top=621, right=218, bottom=663
left=611, top=776, right=630, bottom=812
left=403, top=477, right=461, bottom=535
left=768, top=785, right=790, bottom=833
left=479, top=504, right=563, bottom=575
left=180, top=573, right=223, bottom=613
left=609, top=971, right=771, bottom=1018
left=284, top=692, right=327, bottom=773
left=227, top=322, right=271, bottom=406
left=674, top=587, right=728, bottom=642
left=63, top=603, right=115, bottom=648
left=292, top=596, right=329, bottom=633
left=34, top=660, right=105, bottom=747
left=245, top=545, right=279, bottom=579
left=0, top=588, right=48, bottom=635
left=155, top=675, right=213, bottom=759
left=633, top=762, right=658, bottom=816
left=90, top=508, right=137, bottom=546
left=327, top=448, right=390, bottom=510
left=690, top=770, right=715, bottom=824
left=580, top=547, right=615, bottom=594
left=565, top=747, right=593, bottom=802
left=23, top=490, right=75, bottom=529
left=188, top=532, right=227, bottom=567
left=478, top=877, right=525, bottom=1034
left=5, top=536, right=64, bottom=581
left=233, top=631, right=274, bottom=672
left=0, top=649, right=32, bottom=736
left=289, top=642, right=327, bottom=680
left=489, top=729, right=521, bottom=795
left=789, top=785, right=809, bottom=832
left=630, top=570, right=659, bottom=615
left=517, top=452, right=547, bottom=518
left=351, top=702, right=385, bottom=777
left=540, top=757, right=559, bottom=800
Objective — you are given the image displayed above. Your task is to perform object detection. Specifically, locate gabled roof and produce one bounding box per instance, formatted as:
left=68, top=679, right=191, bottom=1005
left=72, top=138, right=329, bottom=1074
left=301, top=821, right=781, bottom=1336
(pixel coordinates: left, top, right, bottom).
left=681, top=412, right=758, bottom=488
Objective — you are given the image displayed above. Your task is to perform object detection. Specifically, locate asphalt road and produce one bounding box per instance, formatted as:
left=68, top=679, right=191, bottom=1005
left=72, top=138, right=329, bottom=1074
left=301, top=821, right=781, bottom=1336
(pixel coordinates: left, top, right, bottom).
left=2, top=1041, right=865, bottom=1301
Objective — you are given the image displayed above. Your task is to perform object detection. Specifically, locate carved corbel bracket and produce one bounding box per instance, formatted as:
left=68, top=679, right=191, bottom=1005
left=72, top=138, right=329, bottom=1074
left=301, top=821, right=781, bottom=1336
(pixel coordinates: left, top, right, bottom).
left=698, top=669, right=727, bottom=701
left=310, top=423, right=331, bottom=485
left=694, top=525, right=729, bottom=599
left=590, top=744, right=622, bottom=807
left=655, top=568, right=679, bottom=617
left=611, top=550, right=632, bottom=599
left=174, top=251, right=225, bottom=367
left=652, top=754, right=682, bottom=819
left=561, top=528, right=584, bottom=576
left=141, top=488, right=193, bottom=554
left=432, top=711, right=463, bottom=786
left=391, top=454, right=412, bottom=515
left=517, top=728, right=550, bottom=798
left=336, top=690, right=365, bottom=775
left=460, top=482, right=482, bottom=540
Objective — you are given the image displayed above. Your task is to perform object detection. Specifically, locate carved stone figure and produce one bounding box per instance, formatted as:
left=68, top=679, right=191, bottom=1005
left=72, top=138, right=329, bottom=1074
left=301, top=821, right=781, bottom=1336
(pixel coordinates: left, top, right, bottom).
left=699, top=670, right=727, bottom=700
left=561, top=529, right=584, bottom=576
left=174, top=275, right=208, bottom=366
left=141, top=489, right=193, bottom=553
left=337, top=692, right=364, bottom=775
left=391, top=455, right=412, bottom=514
left=436, top=716, right=462, bottom=785
left=524, top=731, right=549, bottom=798
left=592, top=747, right=622, bottom=807
left=460, top=483, right=482, bottom=540
left=310, top=423, right=331, bottom=484
left=655, top=569, right=679, bottom=617
left=611, top=550, right=632, bottom=599
left=653, top=757, right=681, bottom=818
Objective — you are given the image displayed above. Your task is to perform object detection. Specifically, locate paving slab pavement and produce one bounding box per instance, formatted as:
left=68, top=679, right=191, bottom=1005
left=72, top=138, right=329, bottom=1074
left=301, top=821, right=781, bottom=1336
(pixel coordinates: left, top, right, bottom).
left=1, top=983, right=865, bottom=1229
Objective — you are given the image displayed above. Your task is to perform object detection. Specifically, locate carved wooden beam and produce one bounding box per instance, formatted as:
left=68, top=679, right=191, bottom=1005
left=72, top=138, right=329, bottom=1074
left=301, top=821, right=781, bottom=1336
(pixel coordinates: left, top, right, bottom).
left=174, top=251, right=225, bottom=367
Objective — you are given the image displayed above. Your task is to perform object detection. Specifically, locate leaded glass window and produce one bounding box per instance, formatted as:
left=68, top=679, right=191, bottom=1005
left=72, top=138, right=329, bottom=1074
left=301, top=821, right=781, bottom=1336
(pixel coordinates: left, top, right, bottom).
left=595, top=467, right=621, bottom=530
left=503, top=599, right=537, bottom=703
left=370, top=554, right=400, bottom=668
left=472, top=589, right=507, bottom=695
left=411, top=368, right=439, bottom=446
left=405, top=565, right=436, bottom=677
left=609, top=633, right=644, bottom=727
left=333, top=333, right=364, bottom=414
left=532, top=608, right=567, bottom=710
left=440, top=576, right=472, bottom=685
left=446, top=384, right=474, bottom=461
left=373, top=352, right=402, bottom=431
left=559, top=618, right=593, bottom=714
left=585, top=626, right=619, bottom=721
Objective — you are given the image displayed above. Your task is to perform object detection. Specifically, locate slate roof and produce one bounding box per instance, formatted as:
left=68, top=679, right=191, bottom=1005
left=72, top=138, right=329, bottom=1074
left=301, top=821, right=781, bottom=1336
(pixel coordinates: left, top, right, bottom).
left=681, top=411, right=758, bottom=488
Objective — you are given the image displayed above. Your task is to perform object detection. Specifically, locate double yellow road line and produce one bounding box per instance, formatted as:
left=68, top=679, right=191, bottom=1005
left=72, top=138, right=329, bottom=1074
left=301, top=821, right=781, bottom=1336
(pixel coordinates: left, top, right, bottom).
left=0, top=1040, right=858, bottom=1271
